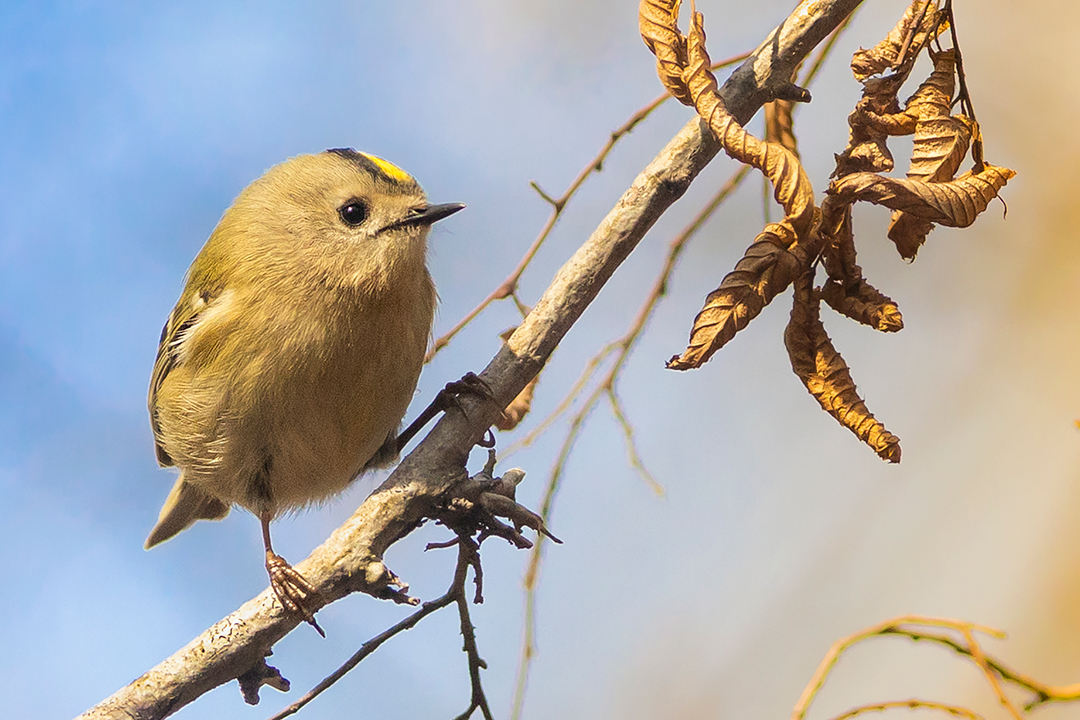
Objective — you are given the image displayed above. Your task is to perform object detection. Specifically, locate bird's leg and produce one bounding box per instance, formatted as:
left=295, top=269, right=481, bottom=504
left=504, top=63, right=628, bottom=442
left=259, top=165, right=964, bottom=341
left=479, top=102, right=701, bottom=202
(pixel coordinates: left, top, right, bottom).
left=396, top=372, right=503, bottom=453
left=261, top=513, right=325, bottom=637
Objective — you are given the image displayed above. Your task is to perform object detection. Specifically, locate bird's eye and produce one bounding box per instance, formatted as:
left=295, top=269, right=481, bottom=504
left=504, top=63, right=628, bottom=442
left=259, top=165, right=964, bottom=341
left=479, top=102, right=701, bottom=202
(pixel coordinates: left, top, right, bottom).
left=338, top=201, right=368, bottom=226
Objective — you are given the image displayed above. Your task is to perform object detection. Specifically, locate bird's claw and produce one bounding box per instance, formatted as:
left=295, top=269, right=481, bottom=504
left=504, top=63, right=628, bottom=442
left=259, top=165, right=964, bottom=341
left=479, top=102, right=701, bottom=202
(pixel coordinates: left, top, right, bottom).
left=266, top=551, right=325, bottom=637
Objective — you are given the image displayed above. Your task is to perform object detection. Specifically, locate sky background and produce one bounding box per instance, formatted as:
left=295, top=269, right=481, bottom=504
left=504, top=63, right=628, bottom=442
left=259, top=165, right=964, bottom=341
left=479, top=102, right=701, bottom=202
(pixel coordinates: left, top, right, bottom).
left=2, top=1, right=1079, bottom=719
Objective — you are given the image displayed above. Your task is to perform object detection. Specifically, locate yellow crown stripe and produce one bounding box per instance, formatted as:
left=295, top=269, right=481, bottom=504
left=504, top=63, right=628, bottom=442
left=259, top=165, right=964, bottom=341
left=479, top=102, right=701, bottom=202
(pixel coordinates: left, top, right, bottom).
left=360, top=153, right=413, bottom=184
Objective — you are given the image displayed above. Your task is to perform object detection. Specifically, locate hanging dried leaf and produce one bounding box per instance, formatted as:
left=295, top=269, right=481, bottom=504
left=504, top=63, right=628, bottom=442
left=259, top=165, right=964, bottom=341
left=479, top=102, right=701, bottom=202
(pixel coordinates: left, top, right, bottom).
left=638, top=0, right=693, bottom=104
left=886, top=212, right=935, bottom=260
left=851, top=0, right=943, bottom=82
left=682, top=10, right=816, bottom=237
left=907, top=114, right=974, bottom=184
left=829, top=163, right=1015, bottom=228
left=492, top=327, right=540, bottom=432
left=879, top=51, right=975, bottom=260
left=835, top=4, right=949, bottom=178
left=819, top=278, right=903, bottom=333
left=887, top=115, right=975, bottom=259
left=494, top=376, right=538, bottom=432
left=833, top=74, right=908, bottom=178
left=785, top=271, right=902, bottom=462
left=851, top=101, right=918, bottom=138
left=764, top=99, right=800, bottom=159
left=902, top=48, right=956, bottom=126
left=667, top=222, right=805, bottom=370
left=820, top=201, right=861, bottom=286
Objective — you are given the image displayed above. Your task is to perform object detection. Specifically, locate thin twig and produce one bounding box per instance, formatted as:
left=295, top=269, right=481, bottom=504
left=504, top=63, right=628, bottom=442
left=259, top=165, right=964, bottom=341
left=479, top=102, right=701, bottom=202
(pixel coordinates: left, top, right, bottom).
left=425, top=52, right=751, bottom=362
left=793, top=616, right=1080, bottom=720
left=942, top=0, right=982, bottom=168
left=959, top=627, right=1022, bottom=719
left=606, top=386, right=663, bottom=496
left=801, top=8, right=857, bottom=87
left=876, top=627, right=1080, bottom=712
left=793, top=616, right=1001, bottom=719
left=894, top=0, right=932, bottom=67
left=508, top=395, right=594, bottom=720
left=506, top=163, right=751, bottom=460
left=829, top=698, right=983, bottom=720
left=452, top=538, right=494, bottom=720
left=507, top=165, right=751, bottom=720
left=266, top=591, right=456, bottom=720
left=504, top=343, right=618, bottom=454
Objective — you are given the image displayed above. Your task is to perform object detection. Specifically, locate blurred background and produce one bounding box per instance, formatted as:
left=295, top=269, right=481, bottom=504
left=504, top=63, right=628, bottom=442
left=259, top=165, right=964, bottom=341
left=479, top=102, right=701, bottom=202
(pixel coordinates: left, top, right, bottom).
left=2, top=1, right=1077, bottom=718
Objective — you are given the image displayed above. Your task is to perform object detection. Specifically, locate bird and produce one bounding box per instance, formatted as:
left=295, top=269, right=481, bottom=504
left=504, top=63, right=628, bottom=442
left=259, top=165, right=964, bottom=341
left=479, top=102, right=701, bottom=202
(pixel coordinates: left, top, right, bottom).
left=145, top=148, right=464, bottom=632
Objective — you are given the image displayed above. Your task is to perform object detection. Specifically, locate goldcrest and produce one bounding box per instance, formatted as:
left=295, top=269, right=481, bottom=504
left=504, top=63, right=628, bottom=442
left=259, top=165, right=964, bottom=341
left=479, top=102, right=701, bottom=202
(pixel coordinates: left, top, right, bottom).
left=145, top=149, right=464, bottom=630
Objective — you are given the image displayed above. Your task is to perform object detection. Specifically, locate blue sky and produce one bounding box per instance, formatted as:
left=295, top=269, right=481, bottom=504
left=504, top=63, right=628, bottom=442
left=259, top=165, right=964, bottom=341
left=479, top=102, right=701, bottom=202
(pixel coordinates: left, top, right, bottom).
left=3, top=1, right=1080, bottom=719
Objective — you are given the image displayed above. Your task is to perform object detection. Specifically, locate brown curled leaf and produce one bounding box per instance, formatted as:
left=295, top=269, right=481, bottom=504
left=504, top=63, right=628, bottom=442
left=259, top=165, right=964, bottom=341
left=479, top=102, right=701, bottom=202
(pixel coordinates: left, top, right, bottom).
left=785, top=271, right=901, bottom=462
left=835, top=3, right=949, bottom=178
left=851, top=0, right=943, bottom=82
left=833, top=74, right=908, bottom=177
left=638, top=0, right=693, bottom=104
left=829, top=163, right=1016, bottom=228
left=819, top=278, right=903, bottom=333
left=845, top=45, right=957, bottom=147
left=902, top=47, right=956, bottom=127
left=820, top=201, right=860, bottom=286
left=852, top=102, right=918, bottom=137
left=493, top=327, right=538, bottom=431
left=682, top=10, right=816, bottom=238
left=764, top=99, right=800, bottom=160
left=494, top=376, right=537, bottom=432
left=907, top=114, right=974, bottom=184
left=667, top=222, right=805, bottom=370
left=887, top=115, right=975, bottom=259
left=902, top=51, right=969, bottom=183
left=881, top=51, right=974, bottom=260
left=886, top=212, right=935, bottom=260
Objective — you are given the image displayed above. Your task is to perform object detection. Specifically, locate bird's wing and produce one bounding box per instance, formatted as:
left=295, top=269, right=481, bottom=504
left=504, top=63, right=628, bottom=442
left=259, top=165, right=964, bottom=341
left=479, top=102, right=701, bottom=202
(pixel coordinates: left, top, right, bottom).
left=148, top=288, right=214, bottom=466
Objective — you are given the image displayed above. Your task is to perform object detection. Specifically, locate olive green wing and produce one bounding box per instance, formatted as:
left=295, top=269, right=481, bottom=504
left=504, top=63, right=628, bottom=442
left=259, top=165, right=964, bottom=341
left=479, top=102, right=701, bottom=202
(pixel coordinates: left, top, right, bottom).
left=149, top=278, right=227, bottom=467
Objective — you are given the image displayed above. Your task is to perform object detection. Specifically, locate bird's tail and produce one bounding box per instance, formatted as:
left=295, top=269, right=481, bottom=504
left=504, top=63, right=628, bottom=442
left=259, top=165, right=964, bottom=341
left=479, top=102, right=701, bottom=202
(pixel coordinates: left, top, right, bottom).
left=144, top=477, right=230, bottom=548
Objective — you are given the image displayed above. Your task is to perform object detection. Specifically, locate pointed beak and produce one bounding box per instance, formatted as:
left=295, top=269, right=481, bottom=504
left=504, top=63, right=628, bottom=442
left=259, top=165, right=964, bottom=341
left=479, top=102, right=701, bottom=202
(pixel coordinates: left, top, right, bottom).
left=399, top=202, right=466, bottom=228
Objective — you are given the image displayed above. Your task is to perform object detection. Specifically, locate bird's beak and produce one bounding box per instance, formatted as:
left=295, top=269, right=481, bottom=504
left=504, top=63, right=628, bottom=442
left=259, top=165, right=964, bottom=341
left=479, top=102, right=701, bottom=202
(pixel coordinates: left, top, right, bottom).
left=397, top=202, right=466, bottom=229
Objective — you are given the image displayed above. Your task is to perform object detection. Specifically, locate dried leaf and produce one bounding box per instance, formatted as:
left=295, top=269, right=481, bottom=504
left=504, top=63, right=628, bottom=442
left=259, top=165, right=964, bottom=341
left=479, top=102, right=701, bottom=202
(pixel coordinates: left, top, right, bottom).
left=886, top=212, right=936, bottom=260
left=902, top=47, right=956, bottom=126
left=879, top=51, right=977, bottom=260
left=908, top=114, right=974, bottom=184
left=785, top=271, right=901, bottom=462
left=833, top=75, right=908, bottom=177
left=902, top=51, right=970, bottom=182
left=829, top=163, right=1016, bottom=228
left=851, top=0, right=942, bottom=82
left=886, top=115, right=975, bottom=259
left=683, top=11, right=816, bottom=237
left=493, top=326, right=539, bottom=431
left=852, top=102, right=918, bottom=137
left=667, top=222, right=805, bottom=370
left=764, top=99, right=800, bottom=160
left=638, top=0, right=693, bottom=104
left=495, top=376, right=537, bottom=432
left=835, top=3, right=949, bottom=178
left=820, top=201, right=861, bottom=286
left=819, top=278, right=903, bottom=333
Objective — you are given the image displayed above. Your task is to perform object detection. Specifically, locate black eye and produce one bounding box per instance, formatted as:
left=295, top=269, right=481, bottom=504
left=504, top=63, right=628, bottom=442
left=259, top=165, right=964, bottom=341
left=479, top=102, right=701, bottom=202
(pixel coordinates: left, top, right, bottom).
left=338, top=200, right=368, bottom=226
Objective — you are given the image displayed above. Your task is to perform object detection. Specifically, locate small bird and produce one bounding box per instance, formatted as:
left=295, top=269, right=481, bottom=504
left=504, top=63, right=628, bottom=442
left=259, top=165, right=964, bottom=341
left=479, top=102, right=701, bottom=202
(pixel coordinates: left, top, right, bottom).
left=145, top=149, right=464, bottom=632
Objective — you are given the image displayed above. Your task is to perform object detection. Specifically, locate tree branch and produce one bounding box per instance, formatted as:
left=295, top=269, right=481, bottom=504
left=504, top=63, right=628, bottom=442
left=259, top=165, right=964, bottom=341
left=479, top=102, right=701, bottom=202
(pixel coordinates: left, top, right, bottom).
left=77, top=2, right=863, bottom=717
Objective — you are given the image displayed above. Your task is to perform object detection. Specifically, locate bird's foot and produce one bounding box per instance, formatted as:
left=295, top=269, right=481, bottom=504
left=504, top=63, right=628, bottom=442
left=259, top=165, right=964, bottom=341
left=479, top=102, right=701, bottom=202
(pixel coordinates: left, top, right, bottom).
left=396, top=372, right=503, bottom=452
left=265, top=551, right=325, bottom=637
